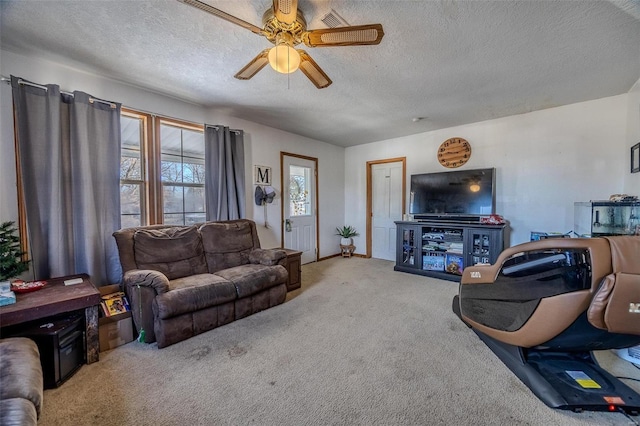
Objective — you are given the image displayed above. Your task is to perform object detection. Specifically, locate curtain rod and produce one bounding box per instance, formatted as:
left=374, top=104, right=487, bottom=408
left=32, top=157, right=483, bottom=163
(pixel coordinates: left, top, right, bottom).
left=2, top=75, right=241, bottom=133
left=1, top=75, right=116, bottom=109
left=207, top=124, right=242, bottom=135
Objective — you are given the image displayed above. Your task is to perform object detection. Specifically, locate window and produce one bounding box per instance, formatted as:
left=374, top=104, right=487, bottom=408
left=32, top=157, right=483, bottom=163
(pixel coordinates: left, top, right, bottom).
left=289, top=165, right=311, bottom=216
left=160, top=122, right=205, bottom=225
left=120, top=112, right=147, bottom=228
left=119, top=110, right=204, bottom=226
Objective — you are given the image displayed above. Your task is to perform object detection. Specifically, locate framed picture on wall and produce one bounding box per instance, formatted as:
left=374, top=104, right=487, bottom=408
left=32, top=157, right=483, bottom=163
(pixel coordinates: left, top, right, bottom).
left=632, top=142, right=640, bottom=173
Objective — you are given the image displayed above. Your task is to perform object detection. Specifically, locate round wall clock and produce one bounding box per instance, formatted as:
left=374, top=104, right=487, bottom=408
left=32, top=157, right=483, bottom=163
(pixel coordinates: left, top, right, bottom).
left=438, top=137, right=471, bottom=168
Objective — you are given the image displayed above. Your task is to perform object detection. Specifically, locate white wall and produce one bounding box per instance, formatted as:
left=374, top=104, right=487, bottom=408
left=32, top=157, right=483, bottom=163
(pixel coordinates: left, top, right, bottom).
left=2, top=47, right=634, bottom=257
left=345, top=95, right=630, bottom=248
left=626, top=77, right=640, bottom=193
left=0, top=73, right=18, bottom=222
left=206, top=111, right=345, bottom=257
left=0, top=49, right=345, bottom=258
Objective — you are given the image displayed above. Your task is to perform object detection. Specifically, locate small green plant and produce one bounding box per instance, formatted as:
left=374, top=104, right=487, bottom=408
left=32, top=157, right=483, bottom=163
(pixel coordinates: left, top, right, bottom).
left=0, top=221, right=29, bottom=281
left=335, top=226, right=359, bottom=238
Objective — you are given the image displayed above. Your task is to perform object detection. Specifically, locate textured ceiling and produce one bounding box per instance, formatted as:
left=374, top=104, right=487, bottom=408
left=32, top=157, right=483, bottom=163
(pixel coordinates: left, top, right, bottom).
left=1, top=0, right=639, bottom=147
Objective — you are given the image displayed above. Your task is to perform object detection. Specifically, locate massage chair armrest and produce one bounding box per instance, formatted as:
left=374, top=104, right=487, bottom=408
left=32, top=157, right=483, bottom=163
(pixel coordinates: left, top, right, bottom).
left=461, top=237, right=613, bottom=286
left=249, top=248, right=287, bottom=267
left=121, top=269, right=169, bottom=344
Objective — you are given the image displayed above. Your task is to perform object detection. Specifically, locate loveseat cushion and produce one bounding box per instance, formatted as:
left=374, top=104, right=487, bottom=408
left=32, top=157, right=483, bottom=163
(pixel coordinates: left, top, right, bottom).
left=153, top=274, right=237, bottom=320
left=0, top=338, right=43, bottom=422
left=133, top=225, right=207, bottom=280
left=0, top=399, right=38, bottom=426
left=214, top=264, right=288, bottom=298
left=200, top=221, right=257, bottom=273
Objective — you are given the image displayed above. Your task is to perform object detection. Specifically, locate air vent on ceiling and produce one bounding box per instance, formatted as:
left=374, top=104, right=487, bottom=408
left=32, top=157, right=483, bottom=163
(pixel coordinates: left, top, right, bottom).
left=321, top=9, right=349, bottom=28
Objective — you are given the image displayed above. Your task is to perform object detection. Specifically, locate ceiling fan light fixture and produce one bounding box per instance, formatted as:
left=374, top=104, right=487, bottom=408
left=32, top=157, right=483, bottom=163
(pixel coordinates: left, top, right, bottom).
left=268, top=33, right=300, bottom=74
left=469, top=183, right=481, bottom=192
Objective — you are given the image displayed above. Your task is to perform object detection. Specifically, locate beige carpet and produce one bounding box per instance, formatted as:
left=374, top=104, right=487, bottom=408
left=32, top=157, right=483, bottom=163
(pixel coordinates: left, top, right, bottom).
left=39, top=257, right=640, bottom=425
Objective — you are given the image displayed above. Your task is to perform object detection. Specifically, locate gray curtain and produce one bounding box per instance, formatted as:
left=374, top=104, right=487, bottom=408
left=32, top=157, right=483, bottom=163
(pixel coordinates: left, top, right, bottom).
left=204, top=125, right=246, bottom=221
left=11, top=76, right=122, bottom=285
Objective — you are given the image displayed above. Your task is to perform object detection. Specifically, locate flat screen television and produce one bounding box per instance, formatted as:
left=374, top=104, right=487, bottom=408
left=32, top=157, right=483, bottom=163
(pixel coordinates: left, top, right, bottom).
left=409, top=168, right=495, bottom=219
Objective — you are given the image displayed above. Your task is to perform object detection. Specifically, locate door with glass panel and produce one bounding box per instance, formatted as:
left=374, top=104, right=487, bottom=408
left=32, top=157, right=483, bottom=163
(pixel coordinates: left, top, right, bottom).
left=282, top=154, right=317, bottom=264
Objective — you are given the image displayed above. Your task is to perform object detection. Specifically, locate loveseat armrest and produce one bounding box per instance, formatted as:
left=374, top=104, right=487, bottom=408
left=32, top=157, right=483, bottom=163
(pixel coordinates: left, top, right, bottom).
left=249, top=248, right=287, bottom=267
left=123, top=269, right=170, bottom=294
left=122, top=270, right=169, bottom=344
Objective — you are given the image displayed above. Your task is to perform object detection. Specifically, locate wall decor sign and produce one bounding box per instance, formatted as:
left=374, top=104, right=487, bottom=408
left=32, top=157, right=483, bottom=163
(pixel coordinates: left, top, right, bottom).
left=254, top=165, right=272, bottom=185
left=632, top=142, right=640, bottom=174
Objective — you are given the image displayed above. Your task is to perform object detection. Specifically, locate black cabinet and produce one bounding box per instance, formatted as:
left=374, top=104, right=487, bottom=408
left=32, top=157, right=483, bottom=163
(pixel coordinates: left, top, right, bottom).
left=394, top=220, right=506, bottom=282
left=10, top=313, right=85, bottom=388
left=397, top=226, right=420, bottom=270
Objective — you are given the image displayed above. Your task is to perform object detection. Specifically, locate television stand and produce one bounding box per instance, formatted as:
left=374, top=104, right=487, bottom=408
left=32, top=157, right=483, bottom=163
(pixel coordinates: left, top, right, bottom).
left=394, top=219, right=506, bottom=282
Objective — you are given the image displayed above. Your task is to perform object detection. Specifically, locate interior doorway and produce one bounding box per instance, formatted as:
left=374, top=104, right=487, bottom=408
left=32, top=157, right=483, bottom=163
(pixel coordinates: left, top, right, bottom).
left=366, top=158, right=406, bottom=260
left=281, top=152, right=318, bottom=264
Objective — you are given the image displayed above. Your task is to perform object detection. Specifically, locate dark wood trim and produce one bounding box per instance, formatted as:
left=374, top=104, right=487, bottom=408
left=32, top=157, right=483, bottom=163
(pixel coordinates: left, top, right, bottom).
left=122, top=106, right=203, bottom=131
left=157, top=116, right=204, bottom=133
left=365, top=157, right=406, bottom=258
left=12, top=106, right=29, bottom=262
left=143, top=112, right=155, bottom=225
left=318, top=253, right=341, bottom=261
left=319, top=252, right=367, bottom=261
left=122, top=109, right=155, bottom=225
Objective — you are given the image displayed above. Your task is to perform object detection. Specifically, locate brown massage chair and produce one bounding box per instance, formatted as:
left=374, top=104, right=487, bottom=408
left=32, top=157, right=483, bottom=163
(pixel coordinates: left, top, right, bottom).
left=453, top=235, right=640, bottom=414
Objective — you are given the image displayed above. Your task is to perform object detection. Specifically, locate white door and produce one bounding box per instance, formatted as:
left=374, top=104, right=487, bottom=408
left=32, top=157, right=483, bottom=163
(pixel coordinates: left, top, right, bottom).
left=371, top=161, right=403, bottom=260
left=283, top=155, right=317, bottom=264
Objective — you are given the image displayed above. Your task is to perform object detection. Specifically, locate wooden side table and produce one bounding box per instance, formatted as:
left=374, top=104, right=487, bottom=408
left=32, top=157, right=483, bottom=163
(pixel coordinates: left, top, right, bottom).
left=281, top=249, right=302, bottom=291
left=340, top=244, right=355, bottom=258
left=0, top=274, right=101, bottom=363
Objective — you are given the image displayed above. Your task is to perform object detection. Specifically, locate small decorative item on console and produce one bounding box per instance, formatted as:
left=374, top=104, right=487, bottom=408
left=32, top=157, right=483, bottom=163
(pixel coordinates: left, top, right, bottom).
left=11, top=280, right=47, bottom=293
left=480, top=214, right=505, bottom=225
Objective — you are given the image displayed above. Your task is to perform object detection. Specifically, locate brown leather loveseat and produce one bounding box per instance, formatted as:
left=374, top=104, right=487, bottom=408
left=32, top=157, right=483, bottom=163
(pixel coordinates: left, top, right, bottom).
left=113, top=219, right=288, bottom=348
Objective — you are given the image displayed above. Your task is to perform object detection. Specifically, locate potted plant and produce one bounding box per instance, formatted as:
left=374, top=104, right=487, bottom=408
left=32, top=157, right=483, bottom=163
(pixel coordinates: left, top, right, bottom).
left=0, top=221, right=30, bottom=291
left=336, top=225, right=359, bottom=246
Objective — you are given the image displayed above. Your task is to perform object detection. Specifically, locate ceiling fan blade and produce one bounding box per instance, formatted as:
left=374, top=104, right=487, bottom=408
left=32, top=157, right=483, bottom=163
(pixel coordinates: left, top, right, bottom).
left=298, top=51, right=332, bottom=89
left=303, top=24, right=384, bottom=47
left=177, top=0, right=265, bottom=35
left=234, top=49, right=270, bottom=80
left=273, top=0, right=298, bottom=25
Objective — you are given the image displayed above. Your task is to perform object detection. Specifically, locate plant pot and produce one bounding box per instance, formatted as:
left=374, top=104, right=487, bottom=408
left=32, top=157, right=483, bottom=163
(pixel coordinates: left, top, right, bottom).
left=340, top=237, right=352, bottom=246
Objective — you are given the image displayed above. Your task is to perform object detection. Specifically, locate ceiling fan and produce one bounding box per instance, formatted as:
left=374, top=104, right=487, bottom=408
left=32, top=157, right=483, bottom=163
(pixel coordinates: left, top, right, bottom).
left=177, top=0, right=385, bottom=89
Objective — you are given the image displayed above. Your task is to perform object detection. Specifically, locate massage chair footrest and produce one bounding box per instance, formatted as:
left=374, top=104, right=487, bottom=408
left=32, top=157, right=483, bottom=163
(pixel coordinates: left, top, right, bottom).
left=475, top=330, right=640, bottom=414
